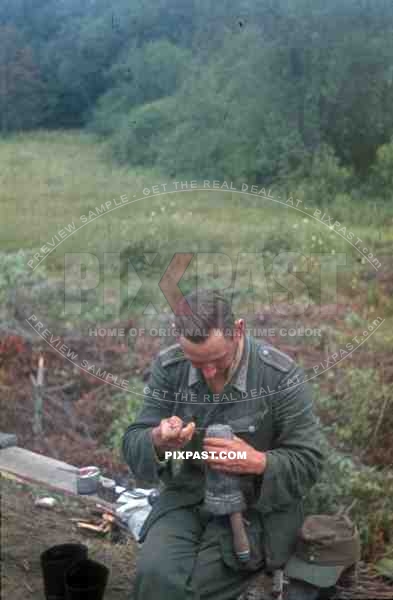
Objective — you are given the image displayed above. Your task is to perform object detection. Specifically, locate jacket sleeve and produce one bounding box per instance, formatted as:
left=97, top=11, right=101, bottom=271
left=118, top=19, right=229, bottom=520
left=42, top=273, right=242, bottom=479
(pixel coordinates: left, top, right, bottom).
left=121, top=355, right=174, bottom=483
left=256, top=366, right=326, bottom=513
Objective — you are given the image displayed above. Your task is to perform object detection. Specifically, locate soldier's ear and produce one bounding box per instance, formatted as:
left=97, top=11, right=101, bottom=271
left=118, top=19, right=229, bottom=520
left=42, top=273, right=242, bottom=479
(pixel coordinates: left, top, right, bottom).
left=234, top=319, right=245, bottom=338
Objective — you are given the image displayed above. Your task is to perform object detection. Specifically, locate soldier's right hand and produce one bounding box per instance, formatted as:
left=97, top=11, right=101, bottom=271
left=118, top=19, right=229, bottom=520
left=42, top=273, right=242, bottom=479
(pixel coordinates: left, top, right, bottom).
left=151, top=416, right=196, bottom=453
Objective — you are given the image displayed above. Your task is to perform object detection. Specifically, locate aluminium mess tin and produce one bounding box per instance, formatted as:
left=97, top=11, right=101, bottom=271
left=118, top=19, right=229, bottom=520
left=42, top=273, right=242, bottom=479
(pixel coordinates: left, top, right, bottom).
left=76, top=466, right=101, bottom=494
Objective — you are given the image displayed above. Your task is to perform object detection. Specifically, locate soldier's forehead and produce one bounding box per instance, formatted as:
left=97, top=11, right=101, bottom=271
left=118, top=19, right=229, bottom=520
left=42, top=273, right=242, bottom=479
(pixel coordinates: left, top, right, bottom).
left=179, top=330, right=230, bottom=359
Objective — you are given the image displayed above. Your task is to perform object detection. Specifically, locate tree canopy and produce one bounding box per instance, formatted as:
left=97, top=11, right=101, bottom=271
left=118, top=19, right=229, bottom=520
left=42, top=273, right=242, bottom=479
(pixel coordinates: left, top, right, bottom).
left=2, top=0, right=393, bottom=182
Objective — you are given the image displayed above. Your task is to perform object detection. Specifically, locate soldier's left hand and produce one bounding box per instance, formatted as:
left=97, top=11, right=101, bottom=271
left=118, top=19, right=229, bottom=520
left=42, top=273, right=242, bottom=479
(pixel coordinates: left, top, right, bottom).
left=202, top=435, right=266, bottom=475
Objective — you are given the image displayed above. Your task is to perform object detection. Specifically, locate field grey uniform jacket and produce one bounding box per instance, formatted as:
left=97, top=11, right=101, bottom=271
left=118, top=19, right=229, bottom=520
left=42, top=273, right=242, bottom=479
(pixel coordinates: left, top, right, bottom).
left=122, top=334, right=325, bottom=570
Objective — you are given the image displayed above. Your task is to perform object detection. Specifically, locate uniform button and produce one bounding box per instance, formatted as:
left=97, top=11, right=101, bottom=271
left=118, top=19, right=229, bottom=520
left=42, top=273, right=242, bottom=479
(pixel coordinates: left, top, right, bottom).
left=309, top=555, right=315, bottom=562
left=248, top=425, right=256, bottom=433
left=262, top=349, right=269, bottom=356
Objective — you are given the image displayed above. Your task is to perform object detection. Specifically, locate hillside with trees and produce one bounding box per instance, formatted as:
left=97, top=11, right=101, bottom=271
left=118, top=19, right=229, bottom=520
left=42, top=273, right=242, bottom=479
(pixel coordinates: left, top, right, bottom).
left=1, top=0, right=393, bottom=190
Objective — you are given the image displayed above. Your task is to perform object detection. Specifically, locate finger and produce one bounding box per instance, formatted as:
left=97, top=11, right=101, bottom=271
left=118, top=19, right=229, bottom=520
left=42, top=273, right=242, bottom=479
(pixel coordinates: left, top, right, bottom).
left=167, top=422, right=194, bottom=443
left=203, top=449, right=227, bottom=458
left=203, top=443, right=227, bottom=453
left=181, top=422, right=195, bottom=437
left=203, top=437, right=232, bottom=446
left=163, top=428, right=182, bottom=441
left=203, top=438, right=231, bottom=447
left=163, top=418, right=183, bottom=438
left=168, top=416, right=183, bottom=429
left=179, top=422, right=195, bottom=439
left=204, top=450, right=226, bottom=459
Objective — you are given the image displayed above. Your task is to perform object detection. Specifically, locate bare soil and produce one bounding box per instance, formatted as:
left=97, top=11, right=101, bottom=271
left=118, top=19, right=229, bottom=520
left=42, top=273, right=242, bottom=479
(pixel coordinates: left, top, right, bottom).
left=1, top=471, right=138, bottom=599
left=2, top=471, right=393, bottom=600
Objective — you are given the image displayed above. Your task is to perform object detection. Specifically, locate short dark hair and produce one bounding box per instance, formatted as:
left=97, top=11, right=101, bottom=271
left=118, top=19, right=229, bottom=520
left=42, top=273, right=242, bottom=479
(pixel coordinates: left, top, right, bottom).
left=173, top=289, right=235, bottom=343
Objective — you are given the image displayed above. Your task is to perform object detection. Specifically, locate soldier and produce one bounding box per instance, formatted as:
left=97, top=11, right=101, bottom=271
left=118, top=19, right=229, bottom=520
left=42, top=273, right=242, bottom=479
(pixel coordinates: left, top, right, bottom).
left=122, top=289, right=326, bottom=600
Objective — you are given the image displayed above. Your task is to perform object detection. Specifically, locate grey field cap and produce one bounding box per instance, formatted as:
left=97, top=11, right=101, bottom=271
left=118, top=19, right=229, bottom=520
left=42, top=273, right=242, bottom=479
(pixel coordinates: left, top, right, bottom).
left=284, top=513, right=361, bottom=588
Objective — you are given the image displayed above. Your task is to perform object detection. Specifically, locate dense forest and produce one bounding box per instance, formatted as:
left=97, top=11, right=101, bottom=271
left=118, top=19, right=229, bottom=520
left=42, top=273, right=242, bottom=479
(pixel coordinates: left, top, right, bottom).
left=2, top=0, right=393, bottom=194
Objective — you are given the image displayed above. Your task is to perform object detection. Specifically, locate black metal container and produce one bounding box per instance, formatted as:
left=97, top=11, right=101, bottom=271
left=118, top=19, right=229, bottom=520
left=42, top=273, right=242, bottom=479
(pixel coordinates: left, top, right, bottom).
left=65, top=558, right=109, bottom=600
left=40, top=543, right=88, bottom=600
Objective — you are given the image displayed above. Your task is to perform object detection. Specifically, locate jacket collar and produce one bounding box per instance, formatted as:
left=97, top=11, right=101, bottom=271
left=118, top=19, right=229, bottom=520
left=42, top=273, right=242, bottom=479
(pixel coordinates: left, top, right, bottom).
left=187, top=334, right=250, bottom=393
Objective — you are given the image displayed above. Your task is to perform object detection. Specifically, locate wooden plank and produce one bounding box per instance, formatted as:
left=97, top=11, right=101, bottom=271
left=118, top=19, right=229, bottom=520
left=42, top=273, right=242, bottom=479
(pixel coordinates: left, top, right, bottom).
left=0, top=446, right=78, bottom=493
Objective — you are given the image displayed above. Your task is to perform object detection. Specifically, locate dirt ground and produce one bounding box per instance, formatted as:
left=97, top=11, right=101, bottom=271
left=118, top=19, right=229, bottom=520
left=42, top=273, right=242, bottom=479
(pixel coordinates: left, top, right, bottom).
left=2, top=470, right=393, bottom=600
left=1, top=471, right=138, bottom=599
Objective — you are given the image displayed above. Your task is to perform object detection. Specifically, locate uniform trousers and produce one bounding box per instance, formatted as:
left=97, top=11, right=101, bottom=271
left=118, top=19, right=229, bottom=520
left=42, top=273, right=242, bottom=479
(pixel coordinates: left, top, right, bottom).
left=132, top=502, right=321, bottom=600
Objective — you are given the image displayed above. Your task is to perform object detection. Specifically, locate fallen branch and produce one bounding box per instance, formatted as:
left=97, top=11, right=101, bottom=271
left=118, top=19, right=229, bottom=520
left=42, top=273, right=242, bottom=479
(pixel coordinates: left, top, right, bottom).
left=75, top=521, right=111, bottom=534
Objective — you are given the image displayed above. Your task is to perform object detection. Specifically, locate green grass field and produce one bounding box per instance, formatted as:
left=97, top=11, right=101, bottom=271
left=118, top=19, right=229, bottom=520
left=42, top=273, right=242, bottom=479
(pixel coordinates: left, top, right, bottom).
left=1, top=130, right=392, bottom=330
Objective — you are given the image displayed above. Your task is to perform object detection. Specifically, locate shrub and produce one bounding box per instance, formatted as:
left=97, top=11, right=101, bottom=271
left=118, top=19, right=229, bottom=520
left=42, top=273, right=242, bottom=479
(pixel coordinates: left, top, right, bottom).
left=0, top=250, right=46, bottom=314
left=108, top=96, right=176, bottom=166
left=285, top=144, right=354, bottom=207
left=306, top=440, right=393, bottom=561
left=107, top=379, right=145, bottom=455
left=370, top=137, right=393, bottom=199
left=330, top=369, right=391, bottom=453
left=89, top=39, right=191, bottom=138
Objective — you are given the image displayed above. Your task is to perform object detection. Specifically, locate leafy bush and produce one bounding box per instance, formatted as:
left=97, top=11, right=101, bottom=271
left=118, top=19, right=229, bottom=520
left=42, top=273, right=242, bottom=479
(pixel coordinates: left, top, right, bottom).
left=108, top=96, right=177, bottom=166
left=107, top=378, right=145, bottom=455
left=110, top=39, right=191, bottom=107
left=370, top=137, right=393, bottom=198
left=0, top=250, right=46, bottom=310
left=284, top=144, right=354, bottom=206
left=324, top=369, right=392, bottom=453
left=309, top=374, right=393, bottom=561
left=306, top=439, right=393, bottom=561
left=90, top=39, right=192, bottom=138
left=87, top=91, right=128, bottom=137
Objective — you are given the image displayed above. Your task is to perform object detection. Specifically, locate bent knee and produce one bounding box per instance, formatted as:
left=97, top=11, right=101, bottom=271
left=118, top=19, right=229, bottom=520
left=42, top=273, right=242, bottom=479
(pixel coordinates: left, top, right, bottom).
left=135, top=550, right=187, bottom=593
left=135, top=547, right=166, bottom=580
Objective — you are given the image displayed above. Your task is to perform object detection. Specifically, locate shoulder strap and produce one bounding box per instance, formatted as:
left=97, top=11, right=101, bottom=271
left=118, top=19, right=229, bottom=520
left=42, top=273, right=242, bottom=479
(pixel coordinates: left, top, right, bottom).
left=158, top=343, right=187, bottom=367
left=257, top=343, right=294, bottom=373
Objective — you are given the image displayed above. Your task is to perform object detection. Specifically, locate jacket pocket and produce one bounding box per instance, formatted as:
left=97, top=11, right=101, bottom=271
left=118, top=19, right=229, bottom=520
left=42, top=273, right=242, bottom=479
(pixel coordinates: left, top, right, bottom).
left=229, top=402, right=269, bottom=435
left=229, top=402, right=272, bottom=454
left=218, top=514, right=265, bottom=573
left=262, top=501, right=304, bottom=569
